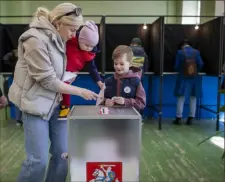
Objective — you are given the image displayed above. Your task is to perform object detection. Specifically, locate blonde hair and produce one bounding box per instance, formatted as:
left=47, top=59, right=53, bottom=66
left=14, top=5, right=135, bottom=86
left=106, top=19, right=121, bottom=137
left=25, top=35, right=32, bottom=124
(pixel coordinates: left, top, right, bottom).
left=112, top=45, right=133, bottom=63
left=34, top=3, right=83, bottom=30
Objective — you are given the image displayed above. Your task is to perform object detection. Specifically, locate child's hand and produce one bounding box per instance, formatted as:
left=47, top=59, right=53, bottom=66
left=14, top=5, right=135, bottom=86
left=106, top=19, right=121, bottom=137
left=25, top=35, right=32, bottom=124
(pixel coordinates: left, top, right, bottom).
left=97, top=81, right=104, bottom=89
left=105, top=99, right=114, bottom=107
left=113, top=97, right=125, bottom=105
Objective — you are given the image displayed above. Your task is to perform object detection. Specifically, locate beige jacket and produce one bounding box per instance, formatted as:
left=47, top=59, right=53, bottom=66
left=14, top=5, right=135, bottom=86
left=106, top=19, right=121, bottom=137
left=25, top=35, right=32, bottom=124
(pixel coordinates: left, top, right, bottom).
left=8, top=16, right=66, bottom=120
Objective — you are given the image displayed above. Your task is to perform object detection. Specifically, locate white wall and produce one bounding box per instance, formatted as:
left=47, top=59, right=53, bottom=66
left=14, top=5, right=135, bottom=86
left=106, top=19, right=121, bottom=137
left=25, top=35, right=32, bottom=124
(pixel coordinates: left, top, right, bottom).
left=0, top=1, right=175, bottom=24
left=182, top=0, right=200, bottom=24
left=215, top=0, right=224, bottom=16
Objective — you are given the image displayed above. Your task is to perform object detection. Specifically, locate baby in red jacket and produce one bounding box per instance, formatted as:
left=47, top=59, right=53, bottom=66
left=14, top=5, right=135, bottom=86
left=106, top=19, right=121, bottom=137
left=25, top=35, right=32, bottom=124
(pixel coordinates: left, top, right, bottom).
left=59, top=21, right=104, bottom=119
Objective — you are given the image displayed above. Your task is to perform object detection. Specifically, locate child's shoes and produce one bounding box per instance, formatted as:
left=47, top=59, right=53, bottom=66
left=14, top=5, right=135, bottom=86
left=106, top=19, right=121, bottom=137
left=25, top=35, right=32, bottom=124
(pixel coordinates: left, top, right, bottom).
left=58, top=105, right=70, bottom=120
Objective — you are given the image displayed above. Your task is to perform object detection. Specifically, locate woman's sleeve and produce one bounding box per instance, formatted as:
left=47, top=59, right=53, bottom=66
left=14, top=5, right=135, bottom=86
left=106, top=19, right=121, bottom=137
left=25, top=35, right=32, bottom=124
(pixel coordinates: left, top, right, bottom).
left=23, top=37, right=62, bottom=92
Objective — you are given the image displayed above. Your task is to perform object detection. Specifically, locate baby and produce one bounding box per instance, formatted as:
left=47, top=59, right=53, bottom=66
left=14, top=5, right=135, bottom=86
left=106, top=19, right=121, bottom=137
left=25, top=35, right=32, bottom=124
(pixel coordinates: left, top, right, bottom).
left=59, top=20, right=104, bottom=119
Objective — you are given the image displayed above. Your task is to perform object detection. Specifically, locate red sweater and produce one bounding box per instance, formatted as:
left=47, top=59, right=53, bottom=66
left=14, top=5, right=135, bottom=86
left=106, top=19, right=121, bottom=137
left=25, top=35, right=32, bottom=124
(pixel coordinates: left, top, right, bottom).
left=66, top=37, right=96, bottom=72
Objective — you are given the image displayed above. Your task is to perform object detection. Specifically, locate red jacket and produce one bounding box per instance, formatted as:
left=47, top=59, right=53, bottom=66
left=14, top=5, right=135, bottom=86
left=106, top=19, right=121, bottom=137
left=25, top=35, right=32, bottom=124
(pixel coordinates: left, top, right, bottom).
left=66, top=37, right=96, bottom=72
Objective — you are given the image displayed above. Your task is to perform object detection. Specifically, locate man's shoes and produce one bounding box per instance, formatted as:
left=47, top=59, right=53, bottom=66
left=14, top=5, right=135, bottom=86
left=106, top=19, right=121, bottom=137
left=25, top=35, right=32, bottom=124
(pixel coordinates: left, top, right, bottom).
left=186, top=117, right=194, bottom=125
left=172, top=117, right=182, bottom=125
left=16, top=120, right=23, bottom=127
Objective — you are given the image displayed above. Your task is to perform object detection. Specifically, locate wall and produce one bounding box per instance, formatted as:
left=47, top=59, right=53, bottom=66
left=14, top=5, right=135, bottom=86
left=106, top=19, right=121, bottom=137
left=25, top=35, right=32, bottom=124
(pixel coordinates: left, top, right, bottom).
left=200, top=0, right=216, bottom=23
left=174, top=0, right=183, bottom=24
left=165, top=0, right=182, bottom=24
left=182, top=0, right=200, bottom=24
left=0, top=0, right=179, bottom=24
left=215, top=0, right=224, bottom=16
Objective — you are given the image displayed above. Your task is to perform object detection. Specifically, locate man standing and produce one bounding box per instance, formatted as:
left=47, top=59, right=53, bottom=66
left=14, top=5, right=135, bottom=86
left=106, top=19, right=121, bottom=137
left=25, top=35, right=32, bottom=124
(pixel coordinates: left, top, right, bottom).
left=173, top=39, right=203, bottom=125
left=130, top=38, right=149, bottom=118
left=130, top=37, right=149, bottom=74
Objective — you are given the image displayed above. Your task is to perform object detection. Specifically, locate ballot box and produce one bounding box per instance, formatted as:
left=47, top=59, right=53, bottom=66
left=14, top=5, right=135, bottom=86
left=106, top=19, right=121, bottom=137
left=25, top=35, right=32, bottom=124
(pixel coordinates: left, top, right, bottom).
left=67, top=106, right=142, bottom=182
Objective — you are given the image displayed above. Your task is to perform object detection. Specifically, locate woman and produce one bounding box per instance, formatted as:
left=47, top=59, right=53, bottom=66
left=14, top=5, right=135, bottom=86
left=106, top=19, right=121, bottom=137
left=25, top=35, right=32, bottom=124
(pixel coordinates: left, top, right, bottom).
left=8, top=3, right=98, bottom=182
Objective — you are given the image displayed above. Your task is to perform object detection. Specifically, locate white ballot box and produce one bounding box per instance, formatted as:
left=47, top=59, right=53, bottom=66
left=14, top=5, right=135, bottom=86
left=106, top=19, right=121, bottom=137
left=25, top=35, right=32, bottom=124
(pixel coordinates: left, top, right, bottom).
left=67, top=106, right=142, bottom=182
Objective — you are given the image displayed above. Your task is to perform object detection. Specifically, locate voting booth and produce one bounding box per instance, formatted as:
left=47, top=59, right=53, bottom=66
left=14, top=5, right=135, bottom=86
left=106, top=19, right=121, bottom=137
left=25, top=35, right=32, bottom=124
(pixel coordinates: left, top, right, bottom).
left=67, top=106, right=142, bottom=182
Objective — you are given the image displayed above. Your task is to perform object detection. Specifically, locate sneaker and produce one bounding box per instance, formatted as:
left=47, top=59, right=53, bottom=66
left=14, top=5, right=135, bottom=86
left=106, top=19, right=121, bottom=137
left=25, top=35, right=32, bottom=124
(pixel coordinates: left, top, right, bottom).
left=172, top=117, right=182, bottom=125
left=58, top=105, right=70, bottom=120
left=16, top=120, right=23, bottom=127
left=186, top=117, right=194, bottom=125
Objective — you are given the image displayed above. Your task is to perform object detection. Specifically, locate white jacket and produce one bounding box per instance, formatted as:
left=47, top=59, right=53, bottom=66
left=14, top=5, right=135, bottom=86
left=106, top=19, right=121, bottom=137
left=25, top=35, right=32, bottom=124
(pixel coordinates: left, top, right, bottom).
left=8, top=16, right=66, bottom=120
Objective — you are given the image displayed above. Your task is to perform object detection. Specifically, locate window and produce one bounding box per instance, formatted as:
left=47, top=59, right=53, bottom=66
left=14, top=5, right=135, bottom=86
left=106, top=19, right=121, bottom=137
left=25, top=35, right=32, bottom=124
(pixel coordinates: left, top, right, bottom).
left=182, top=0, right=201, bottom=24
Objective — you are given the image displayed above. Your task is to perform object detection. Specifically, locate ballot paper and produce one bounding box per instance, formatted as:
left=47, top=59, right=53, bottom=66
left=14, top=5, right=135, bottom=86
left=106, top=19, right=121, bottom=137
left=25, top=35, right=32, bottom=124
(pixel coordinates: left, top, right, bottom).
left=99, top=107, right=109, bottom=114
left=62, top=72, right=77, bottom=82
left=96, top=84, right=105, bottom=106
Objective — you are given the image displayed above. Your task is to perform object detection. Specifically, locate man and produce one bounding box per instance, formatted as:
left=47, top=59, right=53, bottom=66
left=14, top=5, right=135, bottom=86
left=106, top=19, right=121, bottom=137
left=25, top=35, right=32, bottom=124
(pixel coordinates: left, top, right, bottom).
left=173, top=39, right=203, bottom=125
left=130, top=37, right=149, bottom=74
left=130, top=38, right=149, bottom=119
left=0, top=88, right=8, bottom=109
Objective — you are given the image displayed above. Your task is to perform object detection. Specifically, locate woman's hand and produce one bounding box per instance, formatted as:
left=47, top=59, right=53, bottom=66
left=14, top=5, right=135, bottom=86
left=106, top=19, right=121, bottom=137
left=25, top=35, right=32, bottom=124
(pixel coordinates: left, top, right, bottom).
left=80, top=88, right=99, bottom=100
left=105, top=99, right=114, bottom=107
left=58, top=81, right=98, bottom=100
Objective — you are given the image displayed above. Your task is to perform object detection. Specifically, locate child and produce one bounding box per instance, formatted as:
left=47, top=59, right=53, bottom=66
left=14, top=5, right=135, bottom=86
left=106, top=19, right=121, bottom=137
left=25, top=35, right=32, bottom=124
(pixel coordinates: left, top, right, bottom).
left=102, top=45, right=146, bottom=111
left=59, top=20, right=104, bottom=119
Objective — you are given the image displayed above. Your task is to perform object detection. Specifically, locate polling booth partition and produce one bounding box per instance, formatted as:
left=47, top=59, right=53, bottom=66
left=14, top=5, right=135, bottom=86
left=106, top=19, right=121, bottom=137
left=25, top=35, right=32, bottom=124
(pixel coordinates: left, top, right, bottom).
left=148, top=16, right=224, bottom=131
left=0, top=15, right=224, bottom=131
left=0, top=23, right=29, bottom=121
left=161, top=23, right=204, bottom=121
left=100, top=15, right=224, bottom=131
left=198, top=17, right=224, bottom=131
left=148, top=17, right=165, bottom=130
left=0, top=24, right=28, bottom=72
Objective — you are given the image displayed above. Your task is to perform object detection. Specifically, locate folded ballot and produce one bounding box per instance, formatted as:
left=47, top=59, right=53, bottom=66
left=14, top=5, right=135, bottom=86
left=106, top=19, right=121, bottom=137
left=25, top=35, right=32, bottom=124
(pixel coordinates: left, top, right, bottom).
left=62, top=72, right=77, bottom=83
left=96, top=84, right=105, bottom=106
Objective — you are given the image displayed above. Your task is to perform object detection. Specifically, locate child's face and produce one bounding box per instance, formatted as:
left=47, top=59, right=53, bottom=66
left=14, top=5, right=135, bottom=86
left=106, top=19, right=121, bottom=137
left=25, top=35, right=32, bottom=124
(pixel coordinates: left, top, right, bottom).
left=79, top=42, right=94, bottom=51
left=114, top=54, right=130, bottom=75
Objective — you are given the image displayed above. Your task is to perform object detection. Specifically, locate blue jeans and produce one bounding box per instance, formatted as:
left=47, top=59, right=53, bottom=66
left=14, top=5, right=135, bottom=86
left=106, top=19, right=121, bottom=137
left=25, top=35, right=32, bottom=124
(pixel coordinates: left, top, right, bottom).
left=15, top=106, right=22, bottom=121
left=176, top=96, right=196, bottom=118
left=17, top=106, right=68, bottom=182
